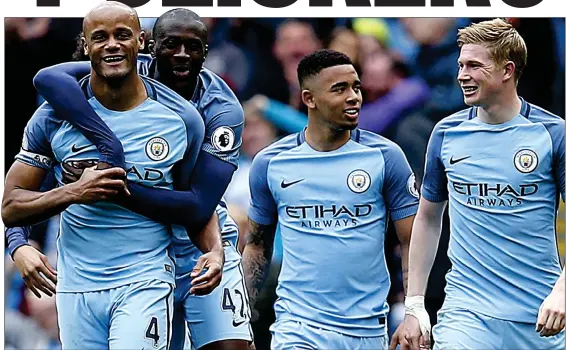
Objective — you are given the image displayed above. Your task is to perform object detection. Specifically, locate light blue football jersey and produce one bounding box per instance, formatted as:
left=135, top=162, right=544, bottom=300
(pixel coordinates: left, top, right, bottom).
left=139, top=55, right=244, bottom=274
left=16, top=75, right=205, bottom=292
left=248, top=128, right=419, bottom=337
left=422, top=98, right=565, bottom=323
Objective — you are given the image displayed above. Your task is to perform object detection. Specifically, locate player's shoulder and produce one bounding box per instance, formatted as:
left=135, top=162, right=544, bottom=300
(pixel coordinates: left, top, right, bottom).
left=197, top=68, right=240, bottom=105
left=141, top=76, right=203, bottom=126
left=251, top=133, right=301, bottom=169
left=355, top=128, right=407, bottom=162
left=356, top=128, right=400, bottom=151
left=28, top=102, right=60, bottom=129
left=527, top=102, right=564, bottom=129
left=434, top=108, right=473, bottom=134
left=196, top=68, right=243, bottom=116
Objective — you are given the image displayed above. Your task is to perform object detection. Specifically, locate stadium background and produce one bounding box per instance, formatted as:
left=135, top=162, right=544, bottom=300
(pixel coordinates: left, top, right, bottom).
left=4, top=17, right=565, bottom=349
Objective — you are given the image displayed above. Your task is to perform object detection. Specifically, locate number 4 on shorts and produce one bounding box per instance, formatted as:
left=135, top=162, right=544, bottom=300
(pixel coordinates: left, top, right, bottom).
left=145, top=316, right=159, bottom=347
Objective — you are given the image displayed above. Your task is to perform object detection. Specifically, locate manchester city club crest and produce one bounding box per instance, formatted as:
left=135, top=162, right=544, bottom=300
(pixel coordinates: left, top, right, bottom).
left=514, top=149, right=538, bottom=173
left=145, top=137, right=170, bottom=161
left=347, top=169, right=371, bottom=193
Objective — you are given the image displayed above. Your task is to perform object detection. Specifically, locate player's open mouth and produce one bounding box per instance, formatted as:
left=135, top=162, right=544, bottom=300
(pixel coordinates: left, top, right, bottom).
left=462, top=86, right=478, bottom=95
left=102, top=55, right=126, bottom=65
left=172, top=65, right=191, bottom=78
left=344, top=108, right=359, bottom=119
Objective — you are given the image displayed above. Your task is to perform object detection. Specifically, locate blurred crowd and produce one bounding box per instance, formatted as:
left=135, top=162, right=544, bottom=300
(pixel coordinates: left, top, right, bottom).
left=4, top=17, right=566, bottom=349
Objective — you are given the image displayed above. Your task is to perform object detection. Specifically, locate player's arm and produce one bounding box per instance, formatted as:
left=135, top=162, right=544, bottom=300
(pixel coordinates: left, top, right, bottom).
left=381, top=143, right=420, bottom=294
left=6, top=225, right=58, bottom=298
left=53, top=90, right=242, bottom=238
left=243, top=219, right=276, bottom=310
left=33, top=61, right=125, bottom=169
left=549, top=118, right=565, bottom=202
left=380, top=143, right=419, bottom=350
left=2, top=107, right=127, bottom=227
left=403, top=125, right=448, bottom=350
left=63, top=151, right=237, bottom=236
left=116, top=97, right=244, bottom=235
left=3, top=162, right=126, bottom=227
left=536, top=119, right=565, bottom=337
left=4, top=170, right=60, bottom=298
left=187, top=211, right=224, bottom=296
left=394, top=216, right=415, bottom=294
left=4, top=170, right=58, bottom=256
left=242, top=149, right=278, bottom=310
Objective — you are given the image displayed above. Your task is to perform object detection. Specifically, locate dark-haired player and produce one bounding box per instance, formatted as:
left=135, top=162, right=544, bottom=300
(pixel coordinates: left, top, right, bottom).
left=17, top=7, right=251, bottom=350
left=243, top=49, right=418, bottom=349
left=2, top=3, right=207, bottom=349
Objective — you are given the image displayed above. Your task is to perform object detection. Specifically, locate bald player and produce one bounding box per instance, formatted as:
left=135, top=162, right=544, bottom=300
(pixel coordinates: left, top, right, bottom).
left=1, top=2, right=205, bottom=349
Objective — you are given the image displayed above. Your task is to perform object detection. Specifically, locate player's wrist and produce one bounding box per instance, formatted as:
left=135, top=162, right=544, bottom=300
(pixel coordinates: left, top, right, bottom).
left=10, top=242, right=31, bottom=260
left=405, top=295, right=426, bottom=310
left=552, top=279, right=565, bottom=294
left=61, top=182, right=83, bottom=205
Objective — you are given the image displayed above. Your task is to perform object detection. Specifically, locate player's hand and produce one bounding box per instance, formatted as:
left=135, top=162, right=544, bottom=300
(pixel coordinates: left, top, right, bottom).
left=404, top=296, right=431, bottom=350
left=61, top=160, right=97, bottom=184
left=13, top=245, right=57, bottom=298
left=189, top=247, right=225, bottom=295
left=537, top=286, right=565, bottom=337
left=390, top=321, right=411, bottom=350
left=95, top=161, right=113, bottom=170
left=68, top=166, right=130, bottom=204
left=249, top=341, right=257, bottom=350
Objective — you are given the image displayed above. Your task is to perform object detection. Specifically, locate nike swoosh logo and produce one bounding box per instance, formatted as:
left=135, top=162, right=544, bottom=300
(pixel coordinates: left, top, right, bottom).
left=281, top=179, right=304, bottom=188
left=449, top=156, right=470, bottom=165
left=71, top=144, right=94, bottom=152
left=233, top=320, right=246, bottom=327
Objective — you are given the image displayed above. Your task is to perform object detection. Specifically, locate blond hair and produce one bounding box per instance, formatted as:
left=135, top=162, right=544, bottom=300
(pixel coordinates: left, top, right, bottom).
left=457, top=18, right=527, bottom=81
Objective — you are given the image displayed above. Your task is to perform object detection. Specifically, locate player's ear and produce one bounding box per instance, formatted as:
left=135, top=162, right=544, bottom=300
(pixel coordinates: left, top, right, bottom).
left=148, top=39, right=156, bottom=58
left=502, top=61, right=515, bottom=83
left=82, top=36, right=89, bottom=56
left=301, top=88, right=315, bottom=109
left=203, top=44, right=209, bottom=61
left=138, top=30, right=146, bottom=51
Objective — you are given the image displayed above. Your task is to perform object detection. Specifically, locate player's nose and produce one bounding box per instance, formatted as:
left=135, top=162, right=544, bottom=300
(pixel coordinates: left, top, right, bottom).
left=457, top=69, right=471, bottom=82
left=174, top=45, right=191, bottom=59
left=105, top=36, right=120, bottom=51
left=345, top=88, right=360, bottom=105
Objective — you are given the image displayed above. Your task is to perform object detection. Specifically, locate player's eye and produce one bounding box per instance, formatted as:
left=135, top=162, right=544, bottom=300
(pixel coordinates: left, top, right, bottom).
left=189, top=43, right=201, bottom=52
left=165, top=40, right=179, bottom=49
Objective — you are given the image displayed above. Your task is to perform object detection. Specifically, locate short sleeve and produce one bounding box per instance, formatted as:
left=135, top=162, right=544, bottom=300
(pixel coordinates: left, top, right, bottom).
left=248, top=150, right=278, bottom=225
left=202, top=102, right=244, bottom=168
left=382, top=143, right=419, bottom=221
left=543, top=119, right=565, bottom=201
left=421, top=124, right=448, bottom=202
left=15, top=105, right=56, bottom=170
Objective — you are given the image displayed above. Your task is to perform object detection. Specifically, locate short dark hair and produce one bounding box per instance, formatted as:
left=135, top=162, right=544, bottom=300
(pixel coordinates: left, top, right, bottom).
left=297, top=49, right=354, bottom=88
left=152, top=8, right=206, bottom=41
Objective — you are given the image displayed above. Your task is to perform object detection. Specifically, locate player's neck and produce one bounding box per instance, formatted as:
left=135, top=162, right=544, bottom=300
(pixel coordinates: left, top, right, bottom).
left=174, top=80, right=198, bottom=102
left=154, top=68, right=198, bottom=101
left=90, top=71, right=148, bottom=112
left=477, top=91, right=522, bottom=125
left=305, top=119, right=351, bottom=152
